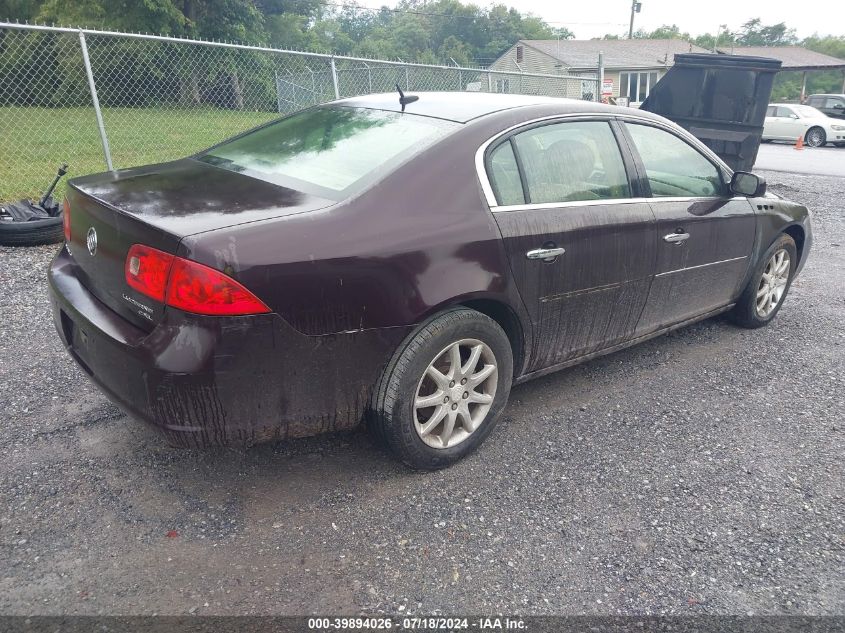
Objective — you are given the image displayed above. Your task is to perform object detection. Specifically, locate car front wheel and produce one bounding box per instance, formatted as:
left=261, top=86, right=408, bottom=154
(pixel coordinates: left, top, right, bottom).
left=728, top=233, right=797, bottom=329
left=805, top=127, right=826, bottom=147
left=369, top=308, right=513, bottom=470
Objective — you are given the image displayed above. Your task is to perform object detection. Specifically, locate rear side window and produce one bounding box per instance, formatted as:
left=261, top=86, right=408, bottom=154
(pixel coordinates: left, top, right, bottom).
left=509, top=120, right=631, bottom=204
left=766, top=106, right=776, bottom=116
left=625, top=123, right=723, bottom=198
left=199, top=106, right=457, bottom=199
left=488, top=141, right=525, bottom=205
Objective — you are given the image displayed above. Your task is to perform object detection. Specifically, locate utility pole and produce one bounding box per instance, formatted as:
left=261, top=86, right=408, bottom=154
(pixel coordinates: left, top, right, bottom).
left=628, top=0, right=642, bottom=39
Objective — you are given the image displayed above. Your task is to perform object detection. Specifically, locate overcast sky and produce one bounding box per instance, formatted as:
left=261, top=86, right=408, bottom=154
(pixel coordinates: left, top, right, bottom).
left=354, top=0, right=843, bottom=40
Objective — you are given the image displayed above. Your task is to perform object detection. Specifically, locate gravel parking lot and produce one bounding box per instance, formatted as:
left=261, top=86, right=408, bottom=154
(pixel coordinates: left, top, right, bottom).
left=0, top=170, right=842, bottom=616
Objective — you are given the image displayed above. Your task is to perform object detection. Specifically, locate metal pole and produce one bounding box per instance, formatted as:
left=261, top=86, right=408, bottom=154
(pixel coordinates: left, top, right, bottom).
left=309, top=68, right=316, bottom=103
left=362, top=61, right=372, bottom=94
left=628, top=0, right=637, bottom=38
left=274, top=69, right=283, bottom=112
left=487, top=71, right=492, bottom=92
left=801, top=71, right=807, bottom=103
left=405, top=66, right=410, bottom=90
left=78, top=31, right=113, bottom=171
left=330, top=56, right=340, bottom=99
left=597, top=52, right=604, bottom=102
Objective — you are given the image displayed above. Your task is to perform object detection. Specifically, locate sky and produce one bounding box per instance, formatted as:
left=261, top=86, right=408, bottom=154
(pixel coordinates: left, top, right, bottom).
left=352, top=0, right=844, bottom=40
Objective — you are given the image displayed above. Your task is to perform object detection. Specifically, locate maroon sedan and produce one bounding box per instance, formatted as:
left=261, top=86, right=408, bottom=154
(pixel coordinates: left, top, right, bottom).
left=50, top=92, right=812, bottom=469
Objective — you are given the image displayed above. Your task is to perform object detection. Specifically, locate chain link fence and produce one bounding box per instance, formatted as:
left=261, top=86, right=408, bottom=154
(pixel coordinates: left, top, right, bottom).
left=0, top=22, right=599, bottom=203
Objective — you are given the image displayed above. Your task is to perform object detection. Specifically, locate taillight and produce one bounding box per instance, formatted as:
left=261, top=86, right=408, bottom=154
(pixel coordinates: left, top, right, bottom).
left=62, top=199, right=71, bottom=242
left=124, top=244, right=270, bottom=316
left=125, top=244, right=174, bottom=302
left=166, top=258, right=271, bottom=316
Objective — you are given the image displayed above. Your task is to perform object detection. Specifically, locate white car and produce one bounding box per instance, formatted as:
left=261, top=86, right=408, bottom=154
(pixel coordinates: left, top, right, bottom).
left=763, top=103, right=845, bottom=147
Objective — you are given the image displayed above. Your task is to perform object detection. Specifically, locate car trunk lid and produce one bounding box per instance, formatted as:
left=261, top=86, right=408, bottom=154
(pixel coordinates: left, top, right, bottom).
left=65, top=159, right=334, bottom=331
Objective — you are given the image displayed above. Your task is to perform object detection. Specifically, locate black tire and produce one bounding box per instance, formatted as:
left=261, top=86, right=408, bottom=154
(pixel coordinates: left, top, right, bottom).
left=368, top=307, right=513, bottom=470
left=805, top=126, right=826, bottom=148
left=728, top=233, right=798, bottom=329
left=0, top=215, right=64, bottom=246
left=834, top=142, right=845, bottom=148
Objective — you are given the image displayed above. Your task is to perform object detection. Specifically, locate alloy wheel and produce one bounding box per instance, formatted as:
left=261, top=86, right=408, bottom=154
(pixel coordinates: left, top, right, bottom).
left=756, top=248, right=790, bottom=317
left=806, top=128, right=824, bottom=147
left=413, top=338, right=498, bottom=449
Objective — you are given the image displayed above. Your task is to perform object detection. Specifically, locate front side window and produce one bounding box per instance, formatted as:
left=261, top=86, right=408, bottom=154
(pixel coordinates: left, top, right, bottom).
left=199, top=106, right=457, bottom=199
left=766, top=106, right=776, bottom=117
left=826, top=97, right=845, bottom=109
left=625, top=123, right=723, bottom=198
left=509, top=120, right=631, bottom=204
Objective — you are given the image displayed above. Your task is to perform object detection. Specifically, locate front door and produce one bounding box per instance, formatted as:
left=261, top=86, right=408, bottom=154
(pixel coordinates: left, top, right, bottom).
left=620, top=121, right=756, bottom=332
left=485, top=118, right=657, bottom=374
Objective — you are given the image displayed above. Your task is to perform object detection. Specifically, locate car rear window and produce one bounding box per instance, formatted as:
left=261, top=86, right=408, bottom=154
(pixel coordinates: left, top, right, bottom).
left=198, top=106, right=458, bottom=199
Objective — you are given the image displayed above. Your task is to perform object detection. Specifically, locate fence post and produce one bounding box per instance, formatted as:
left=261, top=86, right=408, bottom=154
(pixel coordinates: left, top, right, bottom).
left=274, top=69, right=283, bottom=113
left=487, top=71, right=492, bottom=92
left=405, top=66, right=410, bottom=90
left=78, top=30, right=113, bottom=171
left=330, top=56, right=340, bottom=99
left=597, top=52, right=605, bottom=103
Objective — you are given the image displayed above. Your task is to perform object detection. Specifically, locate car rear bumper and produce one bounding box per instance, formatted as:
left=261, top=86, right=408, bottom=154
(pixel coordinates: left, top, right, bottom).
left=48, top=247, right=409, bottom=447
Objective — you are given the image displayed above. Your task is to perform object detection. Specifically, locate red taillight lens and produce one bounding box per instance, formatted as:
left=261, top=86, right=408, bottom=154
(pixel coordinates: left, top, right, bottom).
left=166, top=257, right=271, bottom=316
left=125, top=244, right=174, bottom=302
left=62, top=199, right=71, bottom=242
left=124, top=244, right=270, bottom=316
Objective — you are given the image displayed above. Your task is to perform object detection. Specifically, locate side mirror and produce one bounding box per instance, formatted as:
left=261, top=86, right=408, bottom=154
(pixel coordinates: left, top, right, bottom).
left=731, top=171, right=767, bottom=197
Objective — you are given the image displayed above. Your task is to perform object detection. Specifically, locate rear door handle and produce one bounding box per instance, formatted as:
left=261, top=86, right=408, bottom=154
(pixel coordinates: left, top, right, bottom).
left=526, top=247, right=566, bottom=262
left=663, top=232, right=690, bottom=244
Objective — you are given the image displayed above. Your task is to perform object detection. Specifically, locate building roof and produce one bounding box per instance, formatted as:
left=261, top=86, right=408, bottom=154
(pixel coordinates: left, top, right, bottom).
left=519, top=38, right=711, bottom=70
left=715, top=46, right=845, bottom=70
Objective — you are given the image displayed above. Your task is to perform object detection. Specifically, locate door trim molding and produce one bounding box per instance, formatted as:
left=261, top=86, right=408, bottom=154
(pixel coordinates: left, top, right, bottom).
left=655, top=255, right=748, bottom=278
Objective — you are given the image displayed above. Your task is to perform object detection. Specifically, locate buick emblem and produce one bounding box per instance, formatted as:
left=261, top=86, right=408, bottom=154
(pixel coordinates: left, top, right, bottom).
left=86, top=227, right=97, bottom=256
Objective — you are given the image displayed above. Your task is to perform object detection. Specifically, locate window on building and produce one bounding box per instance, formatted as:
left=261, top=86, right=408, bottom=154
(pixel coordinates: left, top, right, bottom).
left=516, top=45, right=524, bottom=63
left=495, top=78, right=510, bottom=93
left=619, top=71, right=660, bottom=103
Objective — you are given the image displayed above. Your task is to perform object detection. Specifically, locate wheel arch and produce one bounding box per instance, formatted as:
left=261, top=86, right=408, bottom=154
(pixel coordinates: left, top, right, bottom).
left=458, top=298, right=526, bottom=376
left=783, top=223, right=806, bottom=265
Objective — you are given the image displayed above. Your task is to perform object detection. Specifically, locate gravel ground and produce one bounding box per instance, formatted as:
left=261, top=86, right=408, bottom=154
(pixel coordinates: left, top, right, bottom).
left=0, top=170, right=842, bottom=616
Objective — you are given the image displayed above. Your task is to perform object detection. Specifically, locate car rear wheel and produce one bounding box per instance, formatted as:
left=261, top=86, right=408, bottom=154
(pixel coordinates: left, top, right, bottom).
left=805, top=127, right=826, bottom=147
left=728, top=233, right=797, bottom=329
left=368, top=308, right=513, bottom=470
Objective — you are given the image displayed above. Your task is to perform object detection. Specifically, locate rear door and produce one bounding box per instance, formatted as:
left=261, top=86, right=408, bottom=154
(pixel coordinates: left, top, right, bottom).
left=620, top=120, right=756, bottom=331
left=485, top=117, right=657, bottom=374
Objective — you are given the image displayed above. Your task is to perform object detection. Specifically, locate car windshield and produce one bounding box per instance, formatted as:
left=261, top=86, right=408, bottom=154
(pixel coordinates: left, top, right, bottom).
left=198, top=106, right=458, bottom=199
left=795, top=105, right=824, bottom=118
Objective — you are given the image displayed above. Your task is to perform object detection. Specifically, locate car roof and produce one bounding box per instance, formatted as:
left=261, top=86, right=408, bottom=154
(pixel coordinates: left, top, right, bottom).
left=808, top=93, right=844, bottom=97
left=332, top=91, right=633, bottom=123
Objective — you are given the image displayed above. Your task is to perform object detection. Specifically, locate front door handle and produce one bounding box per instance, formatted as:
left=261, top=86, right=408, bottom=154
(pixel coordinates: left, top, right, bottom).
left=663, top=232, right=690, bottom=245
left=526, top=246, right=566, bottom=262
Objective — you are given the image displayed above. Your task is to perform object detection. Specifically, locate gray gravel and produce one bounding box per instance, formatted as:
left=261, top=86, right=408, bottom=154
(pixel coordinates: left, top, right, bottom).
left=0, top=170, right=842, bottom=616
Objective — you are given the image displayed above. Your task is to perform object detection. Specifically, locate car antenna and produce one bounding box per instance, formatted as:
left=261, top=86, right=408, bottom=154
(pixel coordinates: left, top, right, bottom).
left=396, top=84, right=419, bottom=112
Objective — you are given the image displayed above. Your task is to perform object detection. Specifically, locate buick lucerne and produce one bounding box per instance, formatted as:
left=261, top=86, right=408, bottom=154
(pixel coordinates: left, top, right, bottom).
left=49, top=92, right=812, bottom=469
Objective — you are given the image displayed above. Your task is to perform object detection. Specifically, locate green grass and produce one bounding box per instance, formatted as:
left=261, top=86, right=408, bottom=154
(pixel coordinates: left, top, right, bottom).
left=0, top=107, right=277, bottom=203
